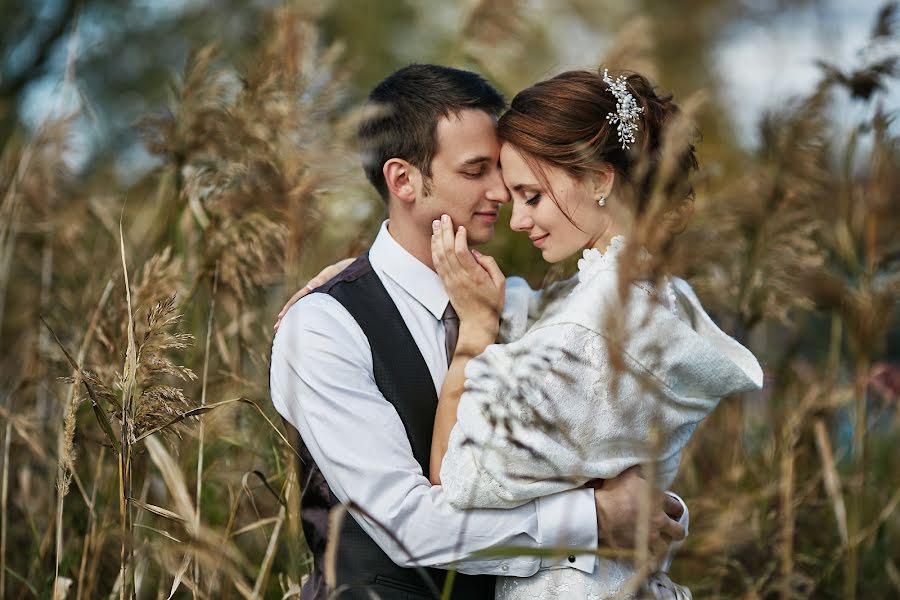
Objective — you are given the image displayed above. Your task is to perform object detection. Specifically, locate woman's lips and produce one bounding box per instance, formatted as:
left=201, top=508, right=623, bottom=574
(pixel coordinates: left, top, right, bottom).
left=531, top=233, right=549, bottom=247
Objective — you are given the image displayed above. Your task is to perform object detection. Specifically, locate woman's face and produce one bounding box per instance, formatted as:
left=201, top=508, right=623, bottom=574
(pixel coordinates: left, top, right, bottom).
left=500, top=142, right=606, bottom=263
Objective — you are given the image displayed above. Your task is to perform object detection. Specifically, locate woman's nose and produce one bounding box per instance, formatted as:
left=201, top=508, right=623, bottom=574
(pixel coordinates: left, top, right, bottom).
left=509, top=203, right=532, bottom=232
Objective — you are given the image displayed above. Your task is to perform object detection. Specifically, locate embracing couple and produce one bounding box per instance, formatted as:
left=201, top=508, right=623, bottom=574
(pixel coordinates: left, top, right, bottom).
left=270, top=64, right=763, bottom=599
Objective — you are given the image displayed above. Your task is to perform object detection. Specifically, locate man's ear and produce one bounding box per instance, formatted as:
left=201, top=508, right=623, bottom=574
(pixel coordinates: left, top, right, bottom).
left=591, top=164, right=616, bottom=199
left=384, top=158, right=418, bottom=204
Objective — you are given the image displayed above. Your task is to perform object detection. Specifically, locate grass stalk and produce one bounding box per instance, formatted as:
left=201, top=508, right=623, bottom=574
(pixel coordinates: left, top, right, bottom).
left=250, top=504, right=285, bottom=598
left=118, top=216, right=137, bottom=600
left=813, top=419, right=848, bottom=546
left=51, top=437, right=66, bottom=600
left=1, top=412, right=11, bottom=600
left=193, top=262, right=218, bottom=597
left=45, top=277, right=114, bottom=600
left=0, top=137, right=33, bottom=343
left=0, top=199, right=21, bottom=344
left=779, top=417, right=796, bottom=600
left=845, top=354, right=870, bottom=600
left=75, top=446, right=105, bottom=600
left=36, top=242, right=53, bottom=419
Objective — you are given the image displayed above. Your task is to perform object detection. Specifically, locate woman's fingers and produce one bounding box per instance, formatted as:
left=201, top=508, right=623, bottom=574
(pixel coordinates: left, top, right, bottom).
left=472, top=252, right=505, bottom=290
left=309, top=269, right=333, bottom=289
left=278, top=288, right=307, bottom=319
left=432, top=218, right=450, bottom=279
left=454, top=225, right=480, bottom=272
left=333, top=257, right=355, bottom=274
left=310, top=258, right=351, bottom=289
left=274, top=287, right=309, bottom=332
left=439, top=215, right=461, bottom=272
left=273, top=257, right=356, bottom=332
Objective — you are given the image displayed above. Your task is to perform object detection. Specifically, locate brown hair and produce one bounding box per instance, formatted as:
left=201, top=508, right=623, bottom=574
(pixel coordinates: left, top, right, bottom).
left=359, top=64, right=506, bottom=202
left=497, top=69, right=698, bottom=222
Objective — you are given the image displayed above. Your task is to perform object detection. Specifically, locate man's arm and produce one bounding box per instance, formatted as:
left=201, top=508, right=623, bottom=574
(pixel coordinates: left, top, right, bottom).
left=270, top=294, right=599, bottom=575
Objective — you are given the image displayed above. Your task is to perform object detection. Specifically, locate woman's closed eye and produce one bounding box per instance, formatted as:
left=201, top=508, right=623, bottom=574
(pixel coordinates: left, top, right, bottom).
left=525, top=192, right=541, bottom=206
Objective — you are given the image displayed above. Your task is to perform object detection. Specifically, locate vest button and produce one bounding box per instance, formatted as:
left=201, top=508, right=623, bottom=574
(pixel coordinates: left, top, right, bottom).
left=568, top=555, right=576, bottom=563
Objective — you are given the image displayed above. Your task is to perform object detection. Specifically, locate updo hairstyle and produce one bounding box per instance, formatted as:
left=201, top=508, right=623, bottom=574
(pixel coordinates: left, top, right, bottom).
left=497, top=69, right=698, bottom=229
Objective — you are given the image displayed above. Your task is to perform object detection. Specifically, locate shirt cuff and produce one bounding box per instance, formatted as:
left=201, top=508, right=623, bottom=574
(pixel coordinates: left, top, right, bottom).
left=659, top=491, right=690, bottom=573
left=535, top=488, right=597, bottom=574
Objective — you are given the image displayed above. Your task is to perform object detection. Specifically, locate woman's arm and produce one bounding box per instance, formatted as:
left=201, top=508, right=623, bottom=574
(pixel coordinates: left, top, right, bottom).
left=429, top=323, right=496, bottom=483
left=273, top=258, right=355, bottom=332
left=428, top=215, right=505, bottom=485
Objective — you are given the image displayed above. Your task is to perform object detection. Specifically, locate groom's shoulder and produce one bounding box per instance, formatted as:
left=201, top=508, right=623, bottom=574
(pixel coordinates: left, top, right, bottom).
left=316, top=253, right=374, bottom=295
left=273, top=292, right=361, bottom=354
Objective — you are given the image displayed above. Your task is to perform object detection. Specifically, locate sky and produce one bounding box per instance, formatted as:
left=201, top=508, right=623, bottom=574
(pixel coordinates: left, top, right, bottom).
left=715, top=0, right=900, bottom=146
left=15, top=0, right=900, bottom=178
left=533, top=0, right=900, bottom=148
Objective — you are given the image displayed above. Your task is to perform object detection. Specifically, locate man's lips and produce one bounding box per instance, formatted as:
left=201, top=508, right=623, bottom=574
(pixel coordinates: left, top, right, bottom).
left=531, top=233, right=549, bottom=247
left=474, top=211, right=498, bottom=222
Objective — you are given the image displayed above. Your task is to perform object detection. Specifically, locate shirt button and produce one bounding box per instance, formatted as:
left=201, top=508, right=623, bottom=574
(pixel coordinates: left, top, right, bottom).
left=501, top=563, right=509, bottom=572
left=568, top=555, right=576, bottom=563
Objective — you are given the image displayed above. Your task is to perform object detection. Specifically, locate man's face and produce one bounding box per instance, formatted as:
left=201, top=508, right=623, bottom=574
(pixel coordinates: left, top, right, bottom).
left=415, top=109, right=510, bottom=245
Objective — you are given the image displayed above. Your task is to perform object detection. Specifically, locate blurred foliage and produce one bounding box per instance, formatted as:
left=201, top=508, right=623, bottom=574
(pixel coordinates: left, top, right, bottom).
left=0, top=0, right=898, bottom=598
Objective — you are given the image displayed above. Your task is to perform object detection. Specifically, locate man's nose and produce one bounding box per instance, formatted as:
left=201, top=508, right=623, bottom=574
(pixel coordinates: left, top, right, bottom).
left=485, top=172, right=510, bottom=204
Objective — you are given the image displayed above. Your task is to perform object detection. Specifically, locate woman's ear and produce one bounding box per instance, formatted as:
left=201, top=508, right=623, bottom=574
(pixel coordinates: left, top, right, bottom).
left=591, top=164, right=616, bottom=199
left=384, top=159, right=418, bottom=204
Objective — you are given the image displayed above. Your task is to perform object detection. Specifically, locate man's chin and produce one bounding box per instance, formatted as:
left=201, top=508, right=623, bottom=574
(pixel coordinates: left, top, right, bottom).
left=465, top=224, right=494, bottom=246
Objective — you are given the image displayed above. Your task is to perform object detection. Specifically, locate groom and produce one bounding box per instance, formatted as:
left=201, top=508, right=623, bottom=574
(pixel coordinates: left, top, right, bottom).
left=270, top=64, right=686, bottom=600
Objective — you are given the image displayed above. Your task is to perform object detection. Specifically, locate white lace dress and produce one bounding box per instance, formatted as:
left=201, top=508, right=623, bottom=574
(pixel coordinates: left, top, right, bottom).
left=440, top=237, right=764, bottom=599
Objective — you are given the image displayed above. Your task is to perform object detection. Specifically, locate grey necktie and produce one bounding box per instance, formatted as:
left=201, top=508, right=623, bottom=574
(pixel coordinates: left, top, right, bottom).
left=442, top=302, right=459, bottom=365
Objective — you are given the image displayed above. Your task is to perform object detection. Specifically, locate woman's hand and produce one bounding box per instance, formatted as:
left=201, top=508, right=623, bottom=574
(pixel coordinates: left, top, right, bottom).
left=431, top=214, right=505, bottom=350
left=429, top=214, right=506, bottom=483
left=273, top=258, right=355, bottom=332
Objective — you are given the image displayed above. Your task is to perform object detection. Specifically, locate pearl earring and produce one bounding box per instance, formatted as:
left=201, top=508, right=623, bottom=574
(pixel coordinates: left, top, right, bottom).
left=597, top=195, right=606, bottom=207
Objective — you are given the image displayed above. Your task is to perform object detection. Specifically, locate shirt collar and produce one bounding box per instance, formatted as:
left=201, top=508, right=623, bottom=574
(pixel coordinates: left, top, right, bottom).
left=369, top=220, right=450, bottom=320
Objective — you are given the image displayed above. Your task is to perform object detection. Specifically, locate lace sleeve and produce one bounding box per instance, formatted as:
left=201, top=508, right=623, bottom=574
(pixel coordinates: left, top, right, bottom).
left=440, top=318, right=714, bottom=509
left=499, top=276, right=578, bottom=344
left=441, top=324, right=620, bottom=509
left=440, top=344, right=530, bottom=509
left=498, top=277, right=535, bottom=344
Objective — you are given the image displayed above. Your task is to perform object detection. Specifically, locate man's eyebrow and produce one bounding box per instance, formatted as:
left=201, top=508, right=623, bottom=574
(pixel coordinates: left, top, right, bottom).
left=458, top=156, right=492, bottom=167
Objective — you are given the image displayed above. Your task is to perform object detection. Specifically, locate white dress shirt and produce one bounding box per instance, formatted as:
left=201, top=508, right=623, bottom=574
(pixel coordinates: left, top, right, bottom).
left=270, top=220, right=598, bottom=577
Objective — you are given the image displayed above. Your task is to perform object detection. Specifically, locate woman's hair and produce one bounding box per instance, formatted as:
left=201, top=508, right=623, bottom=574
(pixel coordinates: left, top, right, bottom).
left=497, top=69, right=698, bottom=222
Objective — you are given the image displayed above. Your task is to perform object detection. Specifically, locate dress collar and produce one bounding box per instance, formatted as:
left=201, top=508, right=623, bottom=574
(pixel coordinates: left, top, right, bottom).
left=369, top=220, right=450, bottom=320
left=577, top=235, right=628, bottom=283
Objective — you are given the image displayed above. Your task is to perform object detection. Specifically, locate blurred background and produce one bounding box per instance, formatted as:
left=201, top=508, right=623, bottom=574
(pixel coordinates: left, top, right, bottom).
left=1, top=0, right=898, bottom=598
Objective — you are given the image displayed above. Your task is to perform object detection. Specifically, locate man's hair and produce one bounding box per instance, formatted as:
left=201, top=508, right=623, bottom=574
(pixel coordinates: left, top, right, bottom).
left=358, top=64, right=506, bottom=201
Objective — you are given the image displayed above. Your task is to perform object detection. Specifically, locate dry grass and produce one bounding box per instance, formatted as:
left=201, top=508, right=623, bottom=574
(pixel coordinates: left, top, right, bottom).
left=0, top=2, right=898, bottom=599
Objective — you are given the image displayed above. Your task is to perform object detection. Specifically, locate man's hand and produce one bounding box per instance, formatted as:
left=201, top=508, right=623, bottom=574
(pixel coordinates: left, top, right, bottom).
left=273, top=258, right=355, bottom=332
left=593, top=466, right=686, bottom=560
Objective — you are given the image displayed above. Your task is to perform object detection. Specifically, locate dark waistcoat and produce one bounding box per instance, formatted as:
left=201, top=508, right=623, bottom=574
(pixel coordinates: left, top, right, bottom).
left=286, top=253, right=496, bottom=600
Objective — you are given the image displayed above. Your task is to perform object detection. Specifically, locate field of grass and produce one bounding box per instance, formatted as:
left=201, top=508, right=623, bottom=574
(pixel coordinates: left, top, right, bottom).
left=1, top=3, right=898, bottom=599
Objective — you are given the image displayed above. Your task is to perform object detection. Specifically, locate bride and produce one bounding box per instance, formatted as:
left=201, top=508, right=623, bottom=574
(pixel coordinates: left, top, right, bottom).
left=426, top=68, right=763, bottom=599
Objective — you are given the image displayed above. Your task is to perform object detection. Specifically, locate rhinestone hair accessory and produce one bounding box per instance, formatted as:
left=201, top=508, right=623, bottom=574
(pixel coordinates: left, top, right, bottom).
left=603, top=69, right=643, bottom=150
